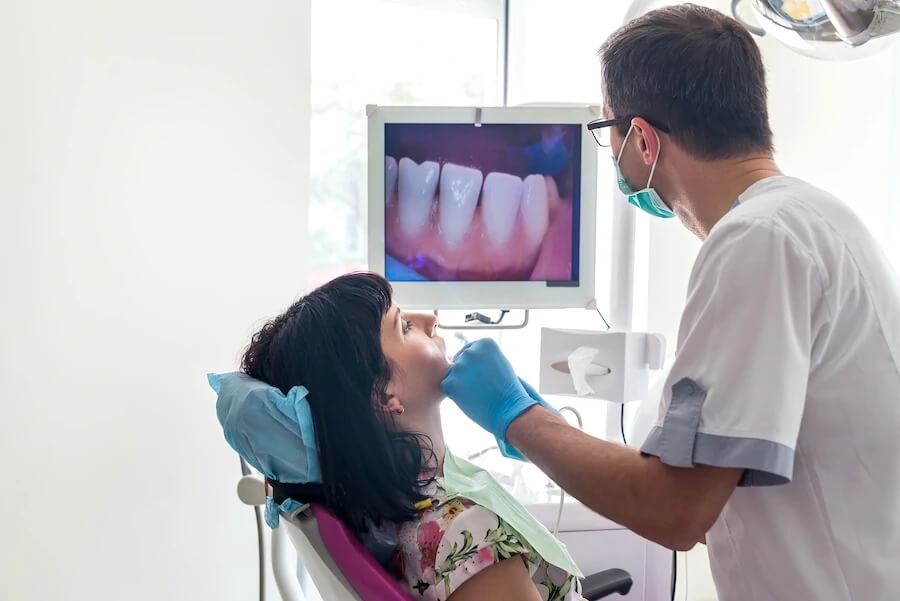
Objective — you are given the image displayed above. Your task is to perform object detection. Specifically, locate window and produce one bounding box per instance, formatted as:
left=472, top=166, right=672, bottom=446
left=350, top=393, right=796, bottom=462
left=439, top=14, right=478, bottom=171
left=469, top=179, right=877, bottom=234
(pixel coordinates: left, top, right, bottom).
left=308, top=0, right=506, bottom=285
left=305, top=0, right=628, bottom=496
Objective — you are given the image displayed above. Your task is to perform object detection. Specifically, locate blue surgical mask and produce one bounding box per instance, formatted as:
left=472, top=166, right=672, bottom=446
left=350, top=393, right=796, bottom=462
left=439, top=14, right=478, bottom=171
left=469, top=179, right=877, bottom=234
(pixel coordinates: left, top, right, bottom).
left=613, top=124, right=675, bottom=219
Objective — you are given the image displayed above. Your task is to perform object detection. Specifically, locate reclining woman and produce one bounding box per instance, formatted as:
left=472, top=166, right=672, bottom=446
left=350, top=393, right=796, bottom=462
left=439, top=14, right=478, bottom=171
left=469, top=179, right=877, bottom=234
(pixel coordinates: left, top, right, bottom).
left=213, top=272, right=585, bottom=601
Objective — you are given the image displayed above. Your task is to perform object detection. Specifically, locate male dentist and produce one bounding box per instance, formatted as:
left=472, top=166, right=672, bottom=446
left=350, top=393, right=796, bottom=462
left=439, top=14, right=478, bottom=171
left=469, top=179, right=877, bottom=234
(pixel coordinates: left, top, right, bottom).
left=442, top=5, right=900, bottom=600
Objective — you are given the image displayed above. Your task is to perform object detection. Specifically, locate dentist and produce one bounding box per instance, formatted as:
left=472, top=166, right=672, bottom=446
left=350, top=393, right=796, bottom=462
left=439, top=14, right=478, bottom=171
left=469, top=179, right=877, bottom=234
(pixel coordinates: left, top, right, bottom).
left=442, top=5, right=900, bottom=601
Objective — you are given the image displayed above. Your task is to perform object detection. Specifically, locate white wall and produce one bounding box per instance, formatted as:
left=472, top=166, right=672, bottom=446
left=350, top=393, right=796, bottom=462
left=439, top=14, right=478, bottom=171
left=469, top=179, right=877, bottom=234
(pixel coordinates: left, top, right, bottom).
left=0, top=2, right=310, bottom=600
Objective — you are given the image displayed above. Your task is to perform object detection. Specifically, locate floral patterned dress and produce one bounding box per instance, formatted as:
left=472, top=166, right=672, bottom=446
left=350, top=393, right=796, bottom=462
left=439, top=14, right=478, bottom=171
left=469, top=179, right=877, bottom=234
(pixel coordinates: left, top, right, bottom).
left=389, top=478, right=584, bottom=601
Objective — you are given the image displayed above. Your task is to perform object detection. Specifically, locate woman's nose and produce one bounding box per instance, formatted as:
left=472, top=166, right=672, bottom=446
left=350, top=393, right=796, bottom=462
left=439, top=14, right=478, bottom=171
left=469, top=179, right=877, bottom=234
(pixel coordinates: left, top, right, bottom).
left=418, top=312, right=438, bottom=336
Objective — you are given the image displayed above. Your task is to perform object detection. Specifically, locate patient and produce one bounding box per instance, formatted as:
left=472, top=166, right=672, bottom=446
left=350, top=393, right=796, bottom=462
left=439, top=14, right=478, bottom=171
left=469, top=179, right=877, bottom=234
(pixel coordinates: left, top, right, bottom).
left=239, top=272, right=583, bottom=601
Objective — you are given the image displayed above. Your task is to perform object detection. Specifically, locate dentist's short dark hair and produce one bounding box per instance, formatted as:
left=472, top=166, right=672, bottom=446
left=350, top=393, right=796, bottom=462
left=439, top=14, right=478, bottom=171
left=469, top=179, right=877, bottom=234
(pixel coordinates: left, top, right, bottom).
left=599, top=3, right=774, bottom=160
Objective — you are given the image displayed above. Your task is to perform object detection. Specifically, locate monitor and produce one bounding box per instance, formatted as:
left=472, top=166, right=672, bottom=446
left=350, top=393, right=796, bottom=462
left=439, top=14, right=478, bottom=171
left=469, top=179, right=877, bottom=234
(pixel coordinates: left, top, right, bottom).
left=367, top=105, right=599, bottom=309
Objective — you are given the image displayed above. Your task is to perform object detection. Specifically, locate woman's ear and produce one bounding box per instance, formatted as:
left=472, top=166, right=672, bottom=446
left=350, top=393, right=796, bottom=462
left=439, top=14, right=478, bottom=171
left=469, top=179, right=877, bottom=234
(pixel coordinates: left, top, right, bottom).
left=383, top=363, right=406, bottom=414
left=385, top=396, right=405, bottom=415
left=384, top=373, right=399, bottom=402
left=384, top=364, right=405, bottom=406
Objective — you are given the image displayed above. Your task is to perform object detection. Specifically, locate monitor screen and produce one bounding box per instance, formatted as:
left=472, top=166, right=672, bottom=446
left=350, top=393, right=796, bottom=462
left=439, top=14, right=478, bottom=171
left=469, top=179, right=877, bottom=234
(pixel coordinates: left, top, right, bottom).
left=383, top=123, right=581, bottom=283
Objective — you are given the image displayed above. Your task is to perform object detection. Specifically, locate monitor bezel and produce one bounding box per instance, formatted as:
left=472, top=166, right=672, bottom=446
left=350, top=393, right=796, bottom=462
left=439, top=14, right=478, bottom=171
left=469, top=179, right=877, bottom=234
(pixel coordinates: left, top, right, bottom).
left=367, top=105, right=599, bottom=310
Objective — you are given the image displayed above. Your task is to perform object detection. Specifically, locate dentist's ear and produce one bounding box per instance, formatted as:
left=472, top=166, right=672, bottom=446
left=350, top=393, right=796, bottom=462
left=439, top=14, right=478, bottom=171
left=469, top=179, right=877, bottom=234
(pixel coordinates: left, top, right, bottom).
left=631, top=117, right=661, bottom=166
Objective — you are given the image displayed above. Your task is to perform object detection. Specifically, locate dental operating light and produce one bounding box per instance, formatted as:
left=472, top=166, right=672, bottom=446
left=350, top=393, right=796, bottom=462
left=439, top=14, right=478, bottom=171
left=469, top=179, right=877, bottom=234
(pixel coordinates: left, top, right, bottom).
left=732, top=0, right=900, bottom=59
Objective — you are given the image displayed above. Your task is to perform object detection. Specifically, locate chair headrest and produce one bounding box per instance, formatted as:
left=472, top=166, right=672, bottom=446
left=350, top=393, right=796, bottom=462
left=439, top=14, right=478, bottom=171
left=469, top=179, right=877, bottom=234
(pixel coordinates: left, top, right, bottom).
left=310, top=504, right=414, bottom=601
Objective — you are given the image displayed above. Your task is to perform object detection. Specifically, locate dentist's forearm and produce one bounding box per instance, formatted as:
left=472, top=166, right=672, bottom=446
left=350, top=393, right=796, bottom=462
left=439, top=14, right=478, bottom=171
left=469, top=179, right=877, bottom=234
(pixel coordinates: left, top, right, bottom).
left=506, top=406, right=740, bottom=551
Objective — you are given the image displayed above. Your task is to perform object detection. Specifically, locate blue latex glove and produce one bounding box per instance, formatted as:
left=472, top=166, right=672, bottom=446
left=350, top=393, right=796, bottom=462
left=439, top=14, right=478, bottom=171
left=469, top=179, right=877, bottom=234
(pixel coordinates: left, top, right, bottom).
left=498, top=377, right=560, bottom=460
left=442, top=338, right=556, bottom=460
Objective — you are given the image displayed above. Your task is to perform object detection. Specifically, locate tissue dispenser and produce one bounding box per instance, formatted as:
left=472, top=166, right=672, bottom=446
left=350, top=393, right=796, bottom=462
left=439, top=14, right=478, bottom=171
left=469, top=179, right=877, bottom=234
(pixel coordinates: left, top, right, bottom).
left=539, top=328, right=666, bottom=403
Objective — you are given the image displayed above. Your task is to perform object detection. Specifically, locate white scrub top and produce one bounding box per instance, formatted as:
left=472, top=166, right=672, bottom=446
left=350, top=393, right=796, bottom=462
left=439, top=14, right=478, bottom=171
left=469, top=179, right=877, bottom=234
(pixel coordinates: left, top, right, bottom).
left=641, top=176, right=900, bottom=601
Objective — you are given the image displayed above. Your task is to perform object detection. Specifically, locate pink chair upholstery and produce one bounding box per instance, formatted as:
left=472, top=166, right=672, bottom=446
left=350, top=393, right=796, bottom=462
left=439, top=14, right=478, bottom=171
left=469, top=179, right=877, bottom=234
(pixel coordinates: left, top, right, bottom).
left=292, top=503, right=632, bottom=600
left=310, top=504, right=415, bottom=601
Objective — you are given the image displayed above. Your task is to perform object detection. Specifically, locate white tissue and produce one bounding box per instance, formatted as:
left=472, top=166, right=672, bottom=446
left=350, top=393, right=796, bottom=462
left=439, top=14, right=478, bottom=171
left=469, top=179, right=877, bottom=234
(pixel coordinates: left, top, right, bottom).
left=567, top=346, right=610, bottom=396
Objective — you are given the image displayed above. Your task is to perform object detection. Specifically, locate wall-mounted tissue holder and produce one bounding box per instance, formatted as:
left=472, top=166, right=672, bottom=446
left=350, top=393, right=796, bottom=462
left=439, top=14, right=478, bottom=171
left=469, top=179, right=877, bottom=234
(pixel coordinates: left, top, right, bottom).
left=540, top=328, right=666, bottom=403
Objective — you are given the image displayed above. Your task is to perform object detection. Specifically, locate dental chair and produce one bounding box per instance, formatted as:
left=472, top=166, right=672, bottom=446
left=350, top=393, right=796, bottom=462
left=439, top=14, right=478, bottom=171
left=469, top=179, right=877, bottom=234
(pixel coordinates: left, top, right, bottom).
left=237, top=474, right=634, bottom=601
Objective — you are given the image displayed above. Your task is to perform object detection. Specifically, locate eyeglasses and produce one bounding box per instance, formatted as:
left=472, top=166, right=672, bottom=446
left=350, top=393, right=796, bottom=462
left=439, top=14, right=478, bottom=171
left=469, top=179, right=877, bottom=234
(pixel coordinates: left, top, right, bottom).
left=586, top=115, right=671, bottom=147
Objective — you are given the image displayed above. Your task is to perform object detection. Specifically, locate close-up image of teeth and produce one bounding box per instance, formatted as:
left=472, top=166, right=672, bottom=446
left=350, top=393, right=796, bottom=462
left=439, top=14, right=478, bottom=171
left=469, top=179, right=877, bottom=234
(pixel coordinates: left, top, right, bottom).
left=383, top=123, right=581, bottom=282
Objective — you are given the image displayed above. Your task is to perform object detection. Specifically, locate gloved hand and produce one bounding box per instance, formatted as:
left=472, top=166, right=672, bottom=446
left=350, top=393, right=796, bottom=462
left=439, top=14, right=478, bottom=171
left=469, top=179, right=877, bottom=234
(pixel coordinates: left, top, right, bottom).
left=518, top=377, right=558, bottom=415
left=441, top=338, right=554, bottom=459
left=493, top=377, right=560, bottom=461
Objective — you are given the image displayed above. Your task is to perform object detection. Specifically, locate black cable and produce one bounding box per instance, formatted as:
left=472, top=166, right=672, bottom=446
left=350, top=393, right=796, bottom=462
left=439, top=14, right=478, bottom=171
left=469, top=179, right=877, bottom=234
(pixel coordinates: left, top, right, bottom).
left=465, top=310, right=508, bottom=325
left=595, top=307, right=611, bottom=330
left=620, top=404, right=627, bottom=446
left=240, top=458, right=266, bottom=601
left=671, top=550, right=677, bottom=601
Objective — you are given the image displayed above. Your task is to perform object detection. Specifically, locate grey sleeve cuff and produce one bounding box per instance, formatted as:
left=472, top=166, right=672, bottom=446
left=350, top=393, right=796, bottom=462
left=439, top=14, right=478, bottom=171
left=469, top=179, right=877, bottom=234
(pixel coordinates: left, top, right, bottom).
left=641, top=426, right=794, bottom=486
left=639, top=377, right=794, bottom=486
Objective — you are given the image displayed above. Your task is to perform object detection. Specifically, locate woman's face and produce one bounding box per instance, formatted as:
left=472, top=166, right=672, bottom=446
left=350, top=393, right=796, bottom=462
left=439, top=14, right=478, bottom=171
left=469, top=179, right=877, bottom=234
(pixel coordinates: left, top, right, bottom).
left=380, top=303, right=450, bottom=411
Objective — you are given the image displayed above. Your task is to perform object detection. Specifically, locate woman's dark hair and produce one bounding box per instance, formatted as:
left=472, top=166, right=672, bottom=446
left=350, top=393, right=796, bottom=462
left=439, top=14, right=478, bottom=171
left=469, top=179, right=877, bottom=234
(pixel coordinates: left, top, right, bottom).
left=241, top=272, right=433, bottom=533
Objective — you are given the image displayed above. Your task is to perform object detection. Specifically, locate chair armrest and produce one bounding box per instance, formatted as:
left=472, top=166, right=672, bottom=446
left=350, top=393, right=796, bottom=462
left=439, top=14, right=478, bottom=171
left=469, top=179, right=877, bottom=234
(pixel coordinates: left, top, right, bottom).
left=580, top=568, right=633, bottom=600
left=237, top=474, right=267, bottom=506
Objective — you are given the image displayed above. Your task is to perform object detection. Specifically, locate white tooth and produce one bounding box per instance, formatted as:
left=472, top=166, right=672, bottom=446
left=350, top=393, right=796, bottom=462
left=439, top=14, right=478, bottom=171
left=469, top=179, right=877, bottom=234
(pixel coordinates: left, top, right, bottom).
left=521, top=174, right=549, bottom=245
left=481, top=172, right=523, bottom=248
left=438, top=163, right=483, bottom=246
left=385, top=156, right=398, bottom=206
left=398, top=158, right=439, bottom=237
left=545, top=175, right=562, bottom=210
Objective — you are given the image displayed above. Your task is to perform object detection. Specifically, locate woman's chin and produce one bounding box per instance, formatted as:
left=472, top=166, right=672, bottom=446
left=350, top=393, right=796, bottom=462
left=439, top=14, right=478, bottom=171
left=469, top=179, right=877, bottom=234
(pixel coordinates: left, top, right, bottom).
left=437, top=360, right=451, bottom=383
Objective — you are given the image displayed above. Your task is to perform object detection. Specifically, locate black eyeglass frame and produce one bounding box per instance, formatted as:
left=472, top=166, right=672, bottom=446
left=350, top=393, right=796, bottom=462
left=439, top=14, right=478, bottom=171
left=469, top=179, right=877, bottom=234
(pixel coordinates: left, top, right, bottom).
left=586, top=115, right=671, bottom=147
